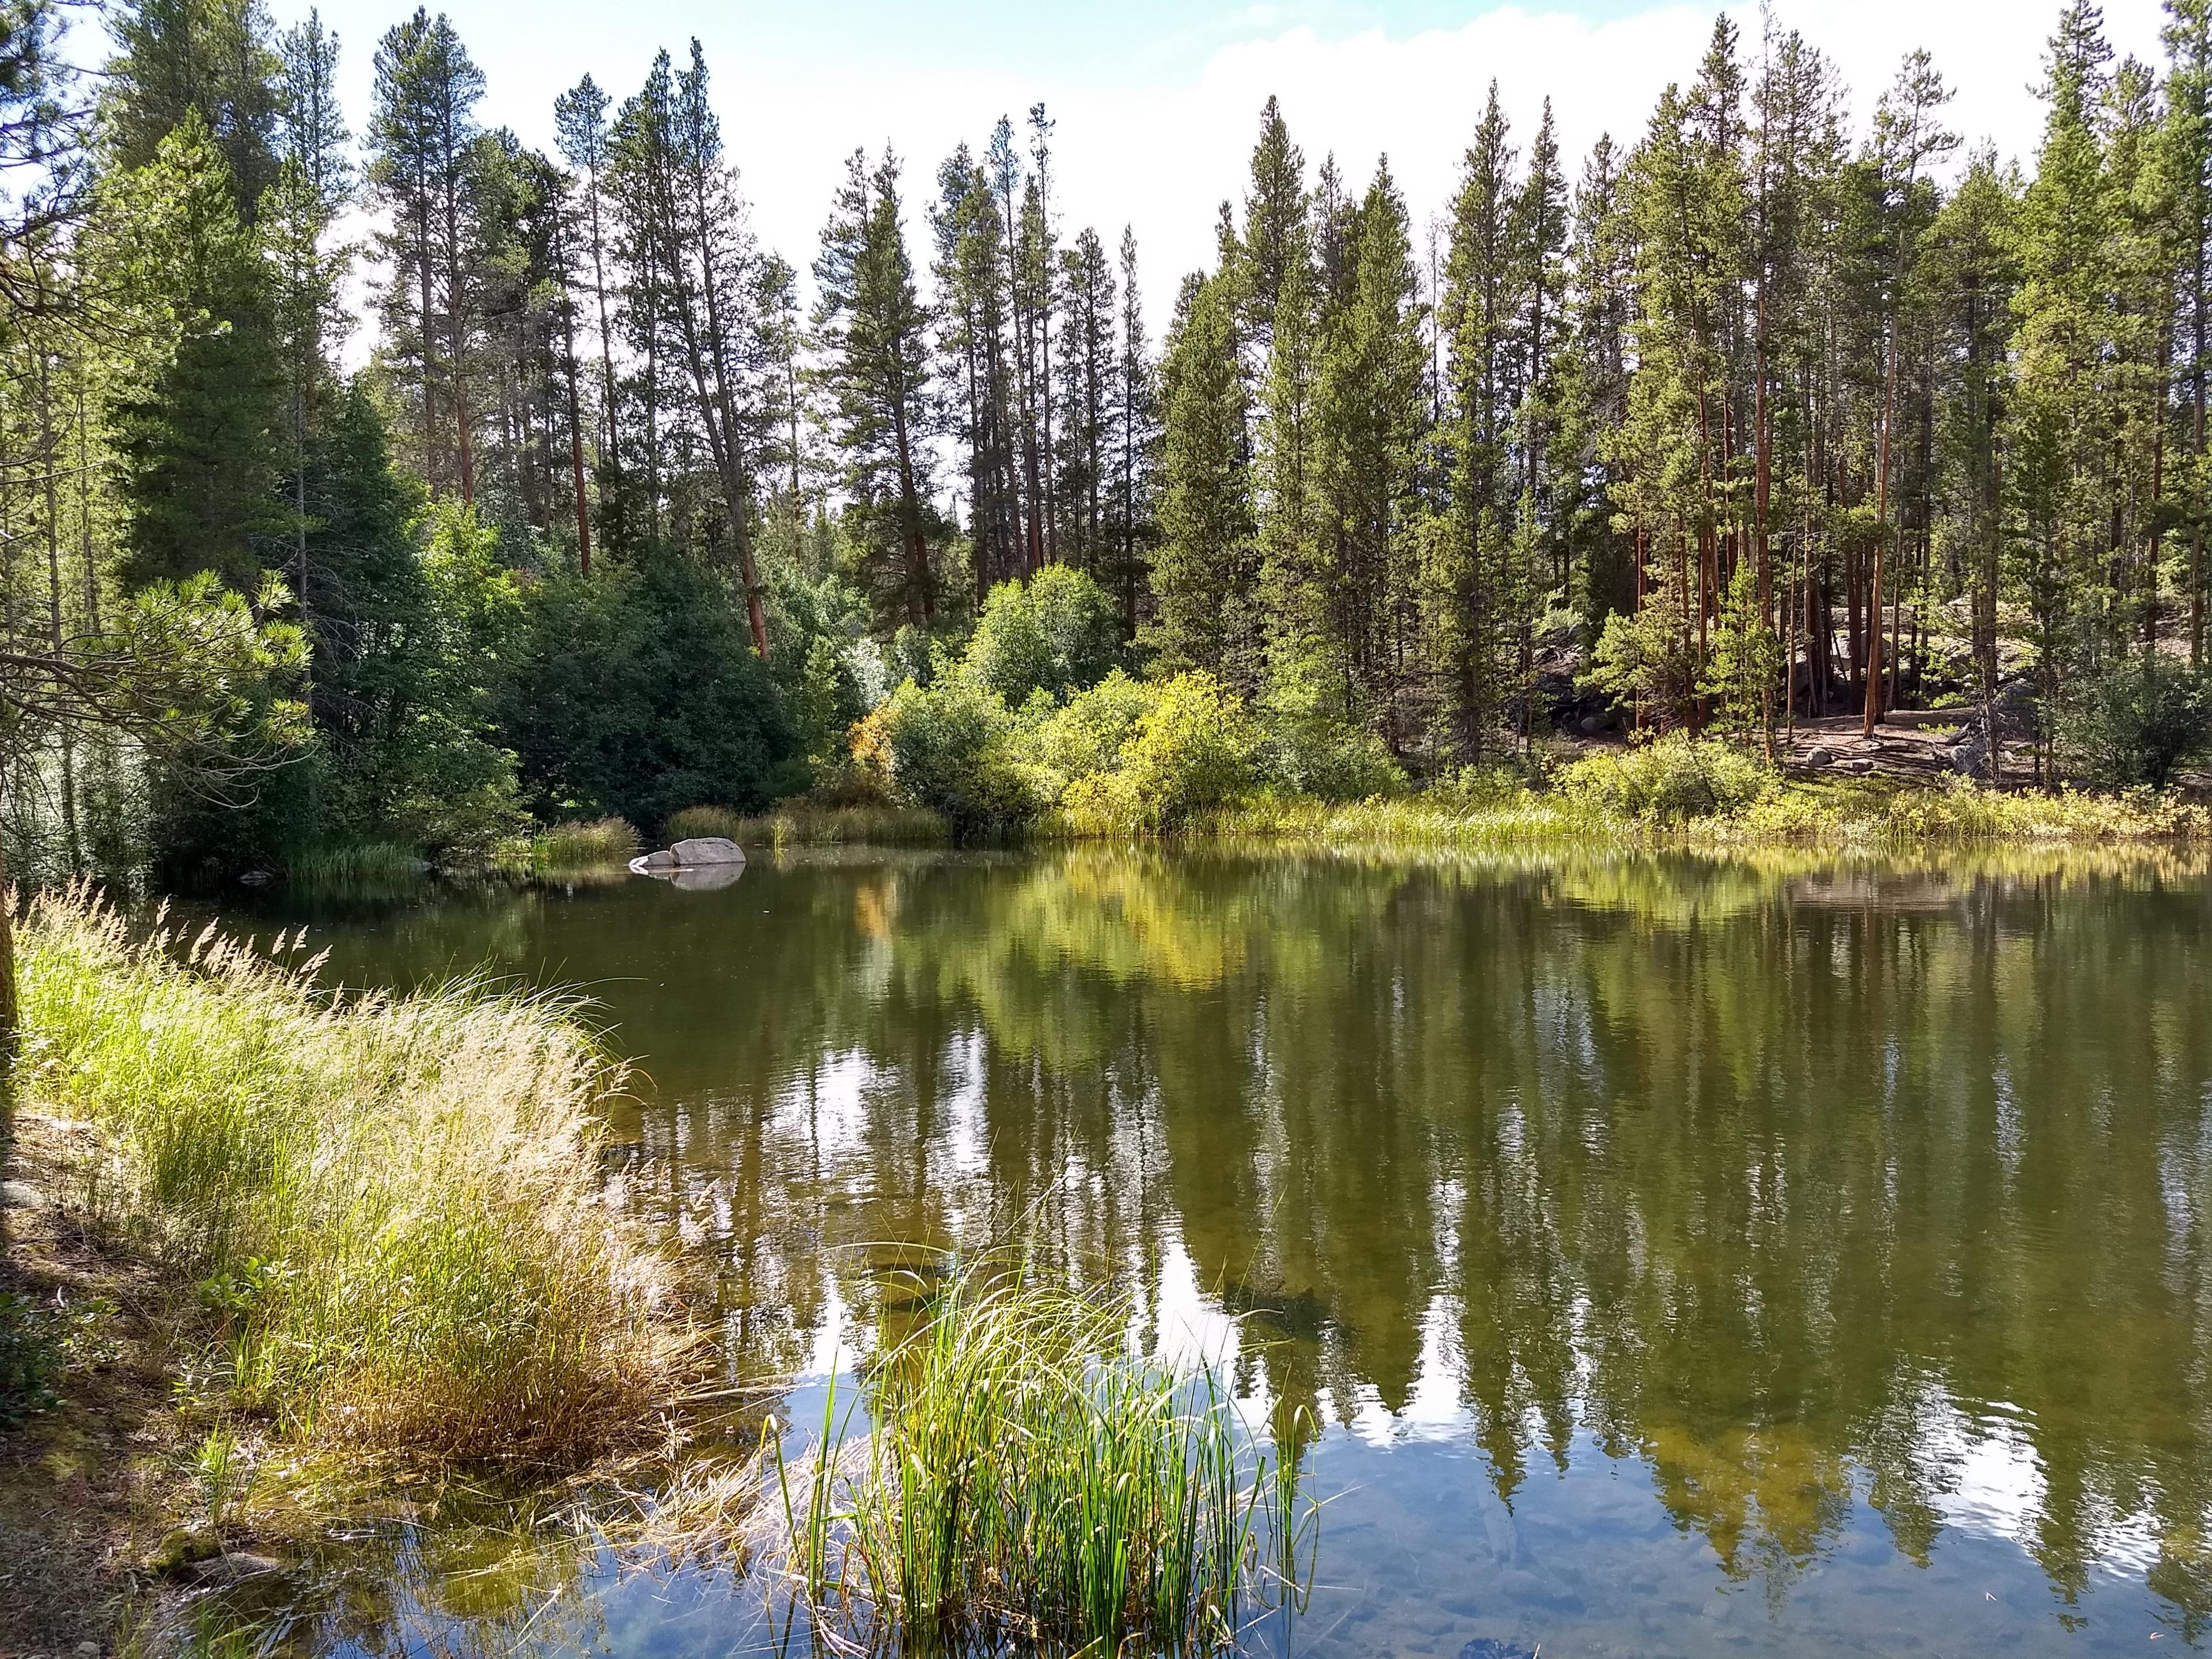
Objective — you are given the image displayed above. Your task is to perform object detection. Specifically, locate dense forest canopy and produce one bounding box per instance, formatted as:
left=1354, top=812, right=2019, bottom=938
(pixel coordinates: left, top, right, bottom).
left=0, top=0, right=2207, bottom=880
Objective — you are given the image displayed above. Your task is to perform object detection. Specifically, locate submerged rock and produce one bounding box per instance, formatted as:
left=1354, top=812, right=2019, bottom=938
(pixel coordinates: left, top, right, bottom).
left=1458, top=1640, right=1539, bottom=1659
left=671, top=862, right=744, bottom=892
left=184, top=1550, right=282, bottom=1585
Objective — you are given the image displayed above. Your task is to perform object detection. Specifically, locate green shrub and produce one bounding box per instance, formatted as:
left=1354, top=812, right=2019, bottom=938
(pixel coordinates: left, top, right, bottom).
left=877, top=676, right=1039, bottom=838
left=2054, top=658, right=2212, bottom=790
left=0, top=1292, right=62, bottom=1426
left=1558, top=734, right=1774, bottom=825
left=1259, top=707, right=1407, bottom=801
left=963, top=565, right=1122, bottom=706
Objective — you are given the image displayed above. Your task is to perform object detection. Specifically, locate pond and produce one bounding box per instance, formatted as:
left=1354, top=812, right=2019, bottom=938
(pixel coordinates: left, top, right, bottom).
left=184, top=844, right=2212, bottom=1657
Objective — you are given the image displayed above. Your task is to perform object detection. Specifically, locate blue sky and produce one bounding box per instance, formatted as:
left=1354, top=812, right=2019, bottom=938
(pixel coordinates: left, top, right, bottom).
left=90, top=0, right=2175, bottom=323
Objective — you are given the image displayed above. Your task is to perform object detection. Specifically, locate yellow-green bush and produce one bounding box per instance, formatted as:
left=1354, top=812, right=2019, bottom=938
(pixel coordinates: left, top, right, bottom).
left=875, top=675, right=1041, bottom=838
left=1558, top=734, right=1775, bottom=825
left=1058, top=672, right=1262, bottom=832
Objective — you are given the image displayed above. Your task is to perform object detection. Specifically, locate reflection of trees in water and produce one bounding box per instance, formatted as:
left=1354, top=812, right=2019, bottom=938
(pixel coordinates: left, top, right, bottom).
left=596, top=848, right=2212, bottom=1620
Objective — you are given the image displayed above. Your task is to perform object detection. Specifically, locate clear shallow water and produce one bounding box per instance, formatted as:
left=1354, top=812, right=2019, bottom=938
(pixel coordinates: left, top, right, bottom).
left=185, top=846, right=2212, bottom=1657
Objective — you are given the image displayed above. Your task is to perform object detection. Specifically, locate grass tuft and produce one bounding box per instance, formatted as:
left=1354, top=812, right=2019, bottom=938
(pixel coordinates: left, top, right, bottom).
left=286, top=841, right=426, bottom=886
left=768, top=1255, right=1312, bottom=1656
left=16, top=888, right=684, bottom=1468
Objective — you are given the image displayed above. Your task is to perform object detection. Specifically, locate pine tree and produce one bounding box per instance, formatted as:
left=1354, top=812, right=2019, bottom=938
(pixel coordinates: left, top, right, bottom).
left=1108, top=225, right=1159, bottom=641
left=98, top=111, right=286, bottom=592
left=2010, top=2, right=2119, bottom=772
left=368, top=7, right=485, bottom=498
left=2168, top=0, right=2212, bottom=668
left=814, top=146, right=939, bottom=629
left=103, top=0, right=280, bottom=218
left=1146, top=274, right=1254, bottom=685
left=1322, top=162, right=1428, bottom=738
left=1056, top=225, right=1115, bottom=571
left=554, top=73, right=619, bottom=524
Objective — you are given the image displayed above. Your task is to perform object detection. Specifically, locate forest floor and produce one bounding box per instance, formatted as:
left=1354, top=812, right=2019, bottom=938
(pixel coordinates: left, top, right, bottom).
left=0, top=1112, right=198, bottom=1657
left=1775, top=713, right=1986, bottom=781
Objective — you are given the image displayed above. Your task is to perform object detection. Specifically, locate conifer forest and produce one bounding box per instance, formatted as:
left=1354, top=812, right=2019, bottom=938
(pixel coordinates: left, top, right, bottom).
left=3, top=0, right=2211, bottom=881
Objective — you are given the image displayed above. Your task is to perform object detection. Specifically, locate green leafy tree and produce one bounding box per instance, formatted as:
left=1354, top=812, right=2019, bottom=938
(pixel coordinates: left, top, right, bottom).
left=964, top=564, right=1120, bottom=706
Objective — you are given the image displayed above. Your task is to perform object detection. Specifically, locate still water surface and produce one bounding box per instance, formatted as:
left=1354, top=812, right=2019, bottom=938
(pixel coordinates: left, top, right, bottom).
left=202, top=847, right=2212, bottom=1657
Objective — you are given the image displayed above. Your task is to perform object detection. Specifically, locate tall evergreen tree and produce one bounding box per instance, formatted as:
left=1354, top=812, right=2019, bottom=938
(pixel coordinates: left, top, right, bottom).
left=815, top=146, right=939, bottom=628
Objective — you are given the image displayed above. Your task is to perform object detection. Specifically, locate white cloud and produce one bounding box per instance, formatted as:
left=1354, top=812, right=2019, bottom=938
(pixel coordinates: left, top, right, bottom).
left=650, top=0, right=2165, bottom=321
left=290, top=0, right=2166, bottom=343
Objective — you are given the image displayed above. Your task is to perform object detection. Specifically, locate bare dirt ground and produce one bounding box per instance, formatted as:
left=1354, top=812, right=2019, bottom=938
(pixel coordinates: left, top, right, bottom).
left=1772, top=712, right=1990, bottom=781
left=0, top=1113, right=194, bottom=1657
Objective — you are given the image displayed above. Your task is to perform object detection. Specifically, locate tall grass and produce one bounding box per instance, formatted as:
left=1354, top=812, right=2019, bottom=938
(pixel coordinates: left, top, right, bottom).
left=286, top=840, right=429, bottom=886
left=16, top=889, right=683, bottom=1467
left=674, top=802, right=949, bottom=849
left=493, top=816, right=642, bottom=876
left=769, top=1258, right=1311, bottom=1656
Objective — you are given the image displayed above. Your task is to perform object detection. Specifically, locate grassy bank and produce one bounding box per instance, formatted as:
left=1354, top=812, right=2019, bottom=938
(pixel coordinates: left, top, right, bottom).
left=732, top=768, right=2210, bottom=858
left=14, top=889, right=684, bottom=1468
left=1202, top=772, right=2212, bottom=851
left=770, top=1257, right=1308, bottom=1655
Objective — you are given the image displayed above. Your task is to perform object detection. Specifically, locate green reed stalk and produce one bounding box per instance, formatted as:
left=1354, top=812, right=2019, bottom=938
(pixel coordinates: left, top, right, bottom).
left=772, top=1255, right=1311, bottom=1657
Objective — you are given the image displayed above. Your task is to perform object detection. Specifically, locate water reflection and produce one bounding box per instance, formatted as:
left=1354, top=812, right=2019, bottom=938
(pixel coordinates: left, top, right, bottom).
left=274, top=846, right=2212, bottom=1652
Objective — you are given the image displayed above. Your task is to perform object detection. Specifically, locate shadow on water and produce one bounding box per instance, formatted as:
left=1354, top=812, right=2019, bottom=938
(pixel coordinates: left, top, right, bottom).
left=171, top=843, right=2212, bottom=1657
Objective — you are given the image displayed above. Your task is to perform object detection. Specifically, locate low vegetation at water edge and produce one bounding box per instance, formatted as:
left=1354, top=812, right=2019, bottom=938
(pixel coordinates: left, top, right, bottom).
left=768, top=1258, right=1311, bottom=1656
left=494, top=815, right=643, bottom=873
left=14, top=889, right=685, bottom=1468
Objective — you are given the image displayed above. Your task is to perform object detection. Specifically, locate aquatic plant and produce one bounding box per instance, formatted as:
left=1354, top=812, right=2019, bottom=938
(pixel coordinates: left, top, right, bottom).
left=16, top=889, right=683, bottom=1467
left=285, top=840, right=427, bottom=886
left=768, top=1257, right=1312, bottom=1657
left=693, top=802, right=949, bottom=849
left=493, top=816, right=642, bottom=874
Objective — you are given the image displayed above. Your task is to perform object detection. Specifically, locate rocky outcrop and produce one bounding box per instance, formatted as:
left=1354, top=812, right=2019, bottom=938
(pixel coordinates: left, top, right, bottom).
left=628, top=836, right=747, bottom=884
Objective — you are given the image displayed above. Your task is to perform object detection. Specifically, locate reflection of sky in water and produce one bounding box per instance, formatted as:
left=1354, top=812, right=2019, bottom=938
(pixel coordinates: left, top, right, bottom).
left=205, top=851, right=2212, bottom=1657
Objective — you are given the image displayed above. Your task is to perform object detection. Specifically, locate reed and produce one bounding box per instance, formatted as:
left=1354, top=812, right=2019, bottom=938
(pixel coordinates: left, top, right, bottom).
left=16, top=888, right=683, bottom=1468
left=680, top=803, right=950, bottom=849
left=494, top=816, right=642, bottom=875
left=285, top=840, right=426, bottom=885
left=768, top=1257, right=1310, bottom=1656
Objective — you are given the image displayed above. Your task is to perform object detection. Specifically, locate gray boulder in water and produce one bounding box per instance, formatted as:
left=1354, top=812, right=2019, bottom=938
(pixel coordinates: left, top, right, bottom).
left=1458, top=1640, right=1539, bottom=1659
left=670, top=836, right=747, bottom=867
